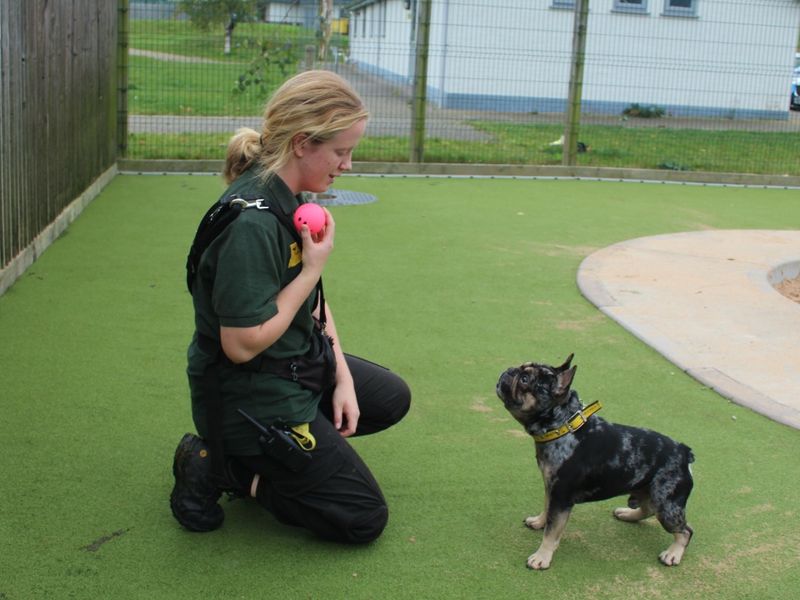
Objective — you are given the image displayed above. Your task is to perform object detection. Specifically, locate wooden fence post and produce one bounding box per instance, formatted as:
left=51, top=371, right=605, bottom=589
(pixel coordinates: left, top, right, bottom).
left=117, top=0, right=129, bottom=158
left=563, top=0, right=589, bottom=166
left=410, top=0, right=432, bottom=164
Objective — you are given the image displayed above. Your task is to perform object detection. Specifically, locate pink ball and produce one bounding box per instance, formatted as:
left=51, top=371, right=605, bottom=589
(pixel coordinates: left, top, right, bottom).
left=293, top=203, right=327, bottom=235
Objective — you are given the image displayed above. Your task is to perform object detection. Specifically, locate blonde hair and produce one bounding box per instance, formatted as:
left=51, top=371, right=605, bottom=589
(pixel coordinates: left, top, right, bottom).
left=223, top=70, right=368, bottom=184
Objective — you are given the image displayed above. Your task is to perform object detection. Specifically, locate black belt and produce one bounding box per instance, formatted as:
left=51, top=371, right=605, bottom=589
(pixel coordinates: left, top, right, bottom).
left=196, top=330, right=335, bottom=394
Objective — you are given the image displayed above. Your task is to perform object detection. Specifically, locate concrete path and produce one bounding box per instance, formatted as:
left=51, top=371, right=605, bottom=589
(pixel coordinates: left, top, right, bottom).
left=577, top=230, right=800, bottom=430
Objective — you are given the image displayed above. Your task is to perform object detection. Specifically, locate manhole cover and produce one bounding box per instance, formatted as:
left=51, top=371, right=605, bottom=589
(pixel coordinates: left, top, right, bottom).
left=306, top=189, right=377, bottom=206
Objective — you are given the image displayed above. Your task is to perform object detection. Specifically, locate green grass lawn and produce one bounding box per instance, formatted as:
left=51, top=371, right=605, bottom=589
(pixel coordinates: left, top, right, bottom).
left=126, top=123, right=800, bottom=176
left=129, top=18, right=328, bottom=62
left=127, top=19, right=337, bottom=116
left=128, top=55, right=269, bottom=116
left=1, top=175, right=799, bottom=598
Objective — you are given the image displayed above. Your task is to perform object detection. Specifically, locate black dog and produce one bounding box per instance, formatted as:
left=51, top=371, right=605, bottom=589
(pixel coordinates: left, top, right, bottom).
left=496, top=354, right=694, bottom=570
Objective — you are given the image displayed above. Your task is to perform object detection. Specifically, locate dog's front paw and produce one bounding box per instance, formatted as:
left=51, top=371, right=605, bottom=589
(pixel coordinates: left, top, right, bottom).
left=524, top=513, right=546, bottom=530
left=526, top=549, right=553, bottom=570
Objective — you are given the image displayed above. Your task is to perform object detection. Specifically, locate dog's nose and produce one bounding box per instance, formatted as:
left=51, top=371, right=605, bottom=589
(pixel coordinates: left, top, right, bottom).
left=496, top=371, right=513, bottom=398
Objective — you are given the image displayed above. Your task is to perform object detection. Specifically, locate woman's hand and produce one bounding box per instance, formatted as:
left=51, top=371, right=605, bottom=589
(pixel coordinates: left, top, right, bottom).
left=331, top=377, right=360, bottom=437
left=298, top=208, right=335, bottom=279
left=317, top=301, right=357, bottom=437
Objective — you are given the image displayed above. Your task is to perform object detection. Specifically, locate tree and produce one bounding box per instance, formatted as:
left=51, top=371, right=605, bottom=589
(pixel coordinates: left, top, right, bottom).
left=179, top=0, right=259, bottom=55
left=234, top=38, right=296, bottom=97
left=318, top=0, right=333, bottom=61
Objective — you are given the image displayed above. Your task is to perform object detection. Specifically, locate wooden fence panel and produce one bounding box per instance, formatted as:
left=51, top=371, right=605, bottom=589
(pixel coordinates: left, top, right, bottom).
left=0, top=0, right=118, bottom=277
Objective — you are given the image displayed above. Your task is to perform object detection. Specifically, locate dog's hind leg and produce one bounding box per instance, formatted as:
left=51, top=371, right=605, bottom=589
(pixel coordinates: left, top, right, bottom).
left=527, top=508, right=571, bottom=570
left=613, top=494, right=654, bottom=522
left=653, top=497, right=693, bottom=565
left=653, top=463, right=694, bottom=565
left=659, top=525, right=693, bottom=566
left=524, top=512, right=546, bottom=530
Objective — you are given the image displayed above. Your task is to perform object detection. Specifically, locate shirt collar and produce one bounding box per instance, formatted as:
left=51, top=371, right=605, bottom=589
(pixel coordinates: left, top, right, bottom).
left=263, top=171, right=302, bottom=217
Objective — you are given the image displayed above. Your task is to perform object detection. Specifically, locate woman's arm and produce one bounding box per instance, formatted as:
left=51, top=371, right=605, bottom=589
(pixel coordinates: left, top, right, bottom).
left=220, top=211, right=335, bottom=364
left=320, top=302, right=359, bottom=437
left=220, top=268, right=319, bottom=363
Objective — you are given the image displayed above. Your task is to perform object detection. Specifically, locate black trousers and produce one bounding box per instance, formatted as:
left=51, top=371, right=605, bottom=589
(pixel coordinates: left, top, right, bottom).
left=234, top=354, right=410, bottom=544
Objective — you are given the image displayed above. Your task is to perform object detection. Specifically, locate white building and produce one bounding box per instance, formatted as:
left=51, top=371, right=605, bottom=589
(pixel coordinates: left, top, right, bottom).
left=264, top=0, right=350, bottom=27
left=347, top=0, right=800, bottom=119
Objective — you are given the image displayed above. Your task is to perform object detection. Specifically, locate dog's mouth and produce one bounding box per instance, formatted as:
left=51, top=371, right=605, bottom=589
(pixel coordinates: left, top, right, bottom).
left=496, top=370, right=522, bottom=408
left=496, top=385, right=519, bottom=408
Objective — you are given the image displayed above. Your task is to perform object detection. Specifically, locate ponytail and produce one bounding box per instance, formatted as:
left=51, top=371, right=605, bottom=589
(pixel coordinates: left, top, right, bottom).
left=223, top=128, right=261, bottom=184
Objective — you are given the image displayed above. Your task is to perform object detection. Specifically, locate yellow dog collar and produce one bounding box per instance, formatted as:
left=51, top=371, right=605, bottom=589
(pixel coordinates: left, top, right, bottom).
left=533, top=401, right=602, bottom=444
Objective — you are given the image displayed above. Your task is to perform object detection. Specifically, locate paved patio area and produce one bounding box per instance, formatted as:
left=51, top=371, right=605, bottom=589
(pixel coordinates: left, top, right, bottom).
left=578, top=229, right=800, bottom=430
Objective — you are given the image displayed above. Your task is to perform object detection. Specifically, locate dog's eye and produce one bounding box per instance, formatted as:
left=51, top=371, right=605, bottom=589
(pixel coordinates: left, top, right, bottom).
left=519, top=375, right=530, bottom=384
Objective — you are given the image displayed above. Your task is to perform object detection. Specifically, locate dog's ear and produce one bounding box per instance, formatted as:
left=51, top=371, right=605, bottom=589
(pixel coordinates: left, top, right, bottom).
left=553, top=365, right=577, bottom=399
left=554, top=353, right=575, bottom=373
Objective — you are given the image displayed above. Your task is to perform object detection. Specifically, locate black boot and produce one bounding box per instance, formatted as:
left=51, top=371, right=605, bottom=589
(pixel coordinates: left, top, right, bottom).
left=169, top=433, right=224, bottom=532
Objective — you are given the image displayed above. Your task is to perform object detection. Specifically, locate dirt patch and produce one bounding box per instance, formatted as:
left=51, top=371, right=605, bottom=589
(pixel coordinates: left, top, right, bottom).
left=774, top=275, right=800, bottom=303
left=556, top=313, right=607, bottom=331
left=469, top=398, right=494, bottom=413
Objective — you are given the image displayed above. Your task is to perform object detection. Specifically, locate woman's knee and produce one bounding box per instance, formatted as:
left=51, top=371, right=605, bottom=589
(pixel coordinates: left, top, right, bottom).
left=386, top=374, right=411, bottom=424
left=340, top=503, right=389, bottom=544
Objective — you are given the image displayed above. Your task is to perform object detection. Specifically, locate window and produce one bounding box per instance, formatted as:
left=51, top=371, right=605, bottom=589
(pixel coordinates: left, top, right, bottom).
left=613, top=0, right=648, bottom=13
left=378, top=1, right=387, bottom=38
left=552, top=0, right=575, bottom=7
left=663, top=0, right=696, bottom=17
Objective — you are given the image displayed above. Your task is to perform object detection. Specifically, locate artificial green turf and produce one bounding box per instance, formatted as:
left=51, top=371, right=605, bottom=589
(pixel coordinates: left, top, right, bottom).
left=1, top=174, right=799, bottom=599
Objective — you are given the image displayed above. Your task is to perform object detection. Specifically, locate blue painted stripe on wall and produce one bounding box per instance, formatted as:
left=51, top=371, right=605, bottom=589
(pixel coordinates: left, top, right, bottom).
left=442, top=92, right=789, bottom=121
left=348, top=62, right=789, bottom=121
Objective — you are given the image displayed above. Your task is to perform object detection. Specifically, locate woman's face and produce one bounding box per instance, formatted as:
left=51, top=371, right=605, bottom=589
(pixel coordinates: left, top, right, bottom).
left=294, top=119, right=367, bottom=193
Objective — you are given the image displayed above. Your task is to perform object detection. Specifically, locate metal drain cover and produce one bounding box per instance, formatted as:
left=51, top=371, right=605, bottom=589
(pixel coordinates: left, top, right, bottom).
left=306, top=189, right=377, bottom=206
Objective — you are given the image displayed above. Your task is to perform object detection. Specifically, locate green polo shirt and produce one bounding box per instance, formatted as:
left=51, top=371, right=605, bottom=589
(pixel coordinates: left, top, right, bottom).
left=187, top=169, right=319, bottom=455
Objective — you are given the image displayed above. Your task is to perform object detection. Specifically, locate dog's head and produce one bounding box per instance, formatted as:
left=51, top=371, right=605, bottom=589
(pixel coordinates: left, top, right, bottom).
left=496, top=354, right=577, bottom=425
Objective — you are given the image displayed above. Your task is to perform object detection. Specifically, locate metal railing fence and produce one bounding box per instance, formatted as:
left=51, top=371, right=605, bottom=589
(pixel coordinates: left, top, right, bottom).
left=124, top=0, right=800, bottom=178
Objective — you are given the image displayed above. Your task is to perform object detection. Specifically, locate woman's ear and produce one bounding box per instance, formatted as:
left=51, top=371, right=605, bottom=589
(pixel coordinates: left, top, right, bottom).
left=291, top=133, right=309, bottom=157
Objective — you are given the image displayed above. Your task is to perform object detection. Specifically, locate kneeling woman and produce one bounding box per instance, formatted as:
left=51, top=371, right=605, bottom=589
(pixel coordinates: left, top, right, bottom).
left=170, top=70, right=411, bottom=543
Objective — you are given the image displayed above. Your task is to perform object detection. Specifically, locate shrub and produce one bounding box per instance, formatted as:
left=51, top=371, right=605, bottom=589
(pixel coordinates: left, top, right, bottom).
left=623, top=103, right=665, bottom=119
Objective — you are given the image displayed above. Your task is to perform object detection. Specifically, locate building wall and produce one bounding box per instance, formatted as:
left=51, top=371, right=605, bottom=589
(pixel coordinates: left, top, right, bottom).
left=349, top=0, right=415, bottom=84
left=348, top=0, right=800, bottom=119
left=265, top=2, right=311, bottom=26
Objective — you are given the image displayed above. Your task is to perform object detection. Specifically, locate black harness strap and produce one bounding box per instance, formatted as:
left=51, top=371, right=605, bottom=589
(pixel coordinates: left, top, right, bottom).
left=186, top=194, right=326, bottom=324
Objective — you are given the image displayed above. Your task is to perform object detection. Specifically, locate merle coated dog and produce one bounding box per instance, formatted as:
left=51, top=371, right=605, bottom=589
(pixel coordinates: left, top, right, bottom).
left=496, top=354, right=694, bottom=570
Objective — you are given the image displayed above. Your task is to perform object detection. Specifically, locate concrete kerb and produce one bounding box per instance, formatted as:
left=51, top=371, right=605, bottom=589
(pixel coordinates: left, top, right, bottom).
left=0, top=165, right=118, bottom=297
left=118, top=160, right=800, bottom=189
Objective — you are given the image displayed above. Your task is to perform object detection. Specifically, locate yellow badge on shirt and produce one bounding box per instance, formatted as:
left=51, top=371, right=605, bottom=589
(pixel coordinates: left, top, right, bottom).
left=288, top=242, right=302, bottom=267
